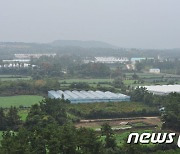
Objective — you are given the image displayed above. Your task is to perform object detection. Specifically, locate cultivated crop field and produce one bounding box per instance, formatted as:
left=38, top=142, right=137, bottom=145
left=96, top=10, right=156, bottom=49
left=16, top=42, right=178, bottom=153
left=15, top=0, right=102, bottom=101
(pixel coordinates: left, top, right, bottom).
left=0, top=95, right=43, bottom=108
left=59, top=78, right=114, bottom=89
left=70, top=102, right=158, bottom=116
left=76, top=117, right=161, bottom=147
left=125, top=72, right=163, bottom=78
left=59, top=78, right=112, bottom=83
left=0, top=75, right=31, bottom=81
left=75, top=117, right=161, bottom=129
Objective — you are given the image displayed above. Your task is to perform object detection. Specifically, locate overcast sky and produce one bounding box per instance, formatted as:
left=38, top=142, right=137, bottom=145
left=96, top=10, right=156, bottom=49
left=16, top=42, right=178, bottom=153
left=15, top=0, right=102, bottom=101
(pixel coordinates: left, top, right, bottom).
left=0, top=0, right=180, bottom=49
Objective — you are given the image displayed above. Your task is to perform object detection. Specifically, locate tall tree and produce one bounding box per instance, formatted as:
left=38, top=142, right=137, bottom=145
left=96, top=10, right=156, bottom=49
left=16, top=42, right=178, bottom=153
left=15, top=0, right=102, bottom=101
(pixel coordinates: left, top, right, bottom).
left=0, top=108, right=7, bottom=130
left=77, top=127, right=103, bottom=154
left=39, top=98, right=69, bottom=125
left=162, top=93, right=180, bottom=131
left=101, top=123, right=116, bottom=149
left=6, top=106, right=21, bottom=130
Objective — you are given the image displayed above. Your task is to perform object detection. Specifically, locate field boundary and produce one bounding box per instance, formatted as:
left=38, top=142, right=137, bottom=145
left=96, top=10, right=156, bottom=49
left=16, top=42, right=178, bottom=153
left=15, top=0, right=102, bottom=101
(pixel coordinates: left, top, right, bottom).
left=80, top=116, right=158, bottom=123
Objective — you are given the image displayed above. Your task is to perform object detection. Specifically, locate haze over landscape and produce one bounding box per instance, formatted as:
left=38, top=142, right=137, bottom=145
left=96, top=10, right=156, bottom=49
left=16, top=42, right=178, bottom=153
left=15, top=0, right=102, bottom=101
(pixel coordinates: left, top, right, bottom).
left=1, top=0, right=180, bottom=49
left=1, top=1, right=180, bottom=153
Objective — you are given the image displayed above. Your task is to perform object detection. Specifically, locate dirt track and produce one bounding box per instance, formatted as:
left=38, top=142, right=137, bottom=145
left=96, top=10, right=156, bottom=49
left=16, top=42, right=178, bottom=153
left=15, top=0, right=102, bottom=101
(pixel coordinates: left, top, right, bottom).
left=75, top=116, right=161, bottom=128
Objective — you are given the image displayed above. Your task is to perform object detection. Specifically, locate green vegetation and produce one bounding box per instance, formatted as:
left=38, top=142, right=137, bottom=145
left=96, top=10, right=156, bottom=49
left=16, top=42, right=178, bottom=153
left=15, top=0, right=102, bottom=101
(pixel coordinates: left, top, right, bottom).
left=125, top=72, right=162, bottom=78
left=114, top=129, right=153, bottom=146
left=101, top=123, right=116, bottom=149
left=0, top=95, right=43, bottom=108
left=0, top=98, right=179, bottom=153
left=0, top=131, right=2, bottom=141
left=18, top=110, right=29, bottom=121
left=59, top=78, right=112, bottom=84
left=162, top=93, right=180, bottom=131
left=70, top=102, right=156, bottom=115
left=69, top=102, right=159, bottom=119
left=0, top=107, right=22, bottom=131
left=0, top=75, right=31, bottom=81
left=0, top=79, right=60, bottom=96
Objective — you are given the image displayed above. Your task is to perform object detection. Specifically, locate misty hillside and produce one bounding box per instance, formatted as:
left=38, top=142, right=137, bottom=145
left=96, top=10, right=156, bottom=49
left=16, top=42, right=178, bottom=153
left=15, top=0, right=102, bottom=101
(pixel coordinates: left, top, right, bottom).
left=0, top=41, right=180, bottom=60
left=51, top=40, right=117, bottom=48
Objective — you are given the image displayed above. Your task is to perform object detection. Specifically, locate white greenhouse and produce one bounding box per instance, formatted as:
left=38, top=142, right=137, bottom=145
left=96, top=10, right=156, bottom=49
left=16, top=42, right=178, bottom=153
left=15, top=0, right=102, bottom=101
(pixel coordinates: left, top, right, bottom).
left=48, top=90, right=130, bottom=103
left=143, top=85, right=180, bottom=95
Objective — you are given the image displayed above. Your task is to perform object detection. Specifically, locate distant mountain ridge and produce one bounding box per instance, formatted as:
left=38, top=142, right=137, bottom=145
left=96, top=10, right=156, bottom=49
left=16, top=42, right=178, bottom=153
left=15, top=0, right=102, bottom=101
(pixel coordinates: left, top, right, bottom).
left=51, top=40, right=117, bottom=48
left=0, top=41, right=180, bottom=60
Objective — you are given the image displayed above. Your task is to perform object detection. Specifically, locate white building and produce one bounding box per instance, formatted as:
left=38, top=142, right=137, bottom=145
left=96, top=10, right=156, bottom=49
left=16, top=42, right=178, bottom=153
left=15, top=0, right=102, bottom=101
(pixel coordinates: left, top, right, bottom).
left=1, top=59, right=31, bottom=68
left=95, top=57, right=129, bottom=63
left=143, top=85, right=180, bottom=95
left=83, top=60, right=95, bottom=64
left=149, top=68, right=160, bottom=74
left=3, top=59, right=30, bottom=63
left=131, top=57, right=154, bottom=64
left=126, top=64, right=135, bottom=70
left=14, top=53, right=56, bottom=59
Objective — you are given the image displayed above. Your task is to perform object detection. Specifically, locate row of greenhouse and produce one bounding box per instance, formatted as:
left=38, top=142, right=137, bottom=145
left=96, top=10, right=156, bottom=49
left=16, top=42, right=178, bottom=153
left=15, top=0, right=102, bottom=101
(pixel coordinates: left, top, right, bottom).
left=48, top=90, right=130, bottom=103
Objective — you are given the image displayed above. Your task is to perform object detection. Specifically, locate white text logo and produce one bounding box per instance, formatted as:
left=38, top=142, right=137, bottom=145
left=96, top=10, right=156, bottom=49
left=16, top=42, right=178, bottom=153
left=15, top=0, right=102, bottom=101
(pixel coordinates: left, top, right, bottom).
left=127, top=133, right=180, bottom=147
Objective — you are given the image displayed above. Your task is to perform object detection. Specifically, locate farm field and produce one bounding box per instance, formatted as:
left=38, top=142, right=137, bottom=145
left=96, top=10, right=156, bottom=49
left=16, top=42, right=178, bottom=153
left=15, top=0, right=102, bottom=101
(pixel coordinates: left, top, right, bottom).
left=0, top=75, right=31, bottom=81
left=59, top=73, right=180, bottom=89
left=124, top=72, right=180, bottom=86
left=125, top=72, right=162, bottom=78
left=76, top=116, right=162, bottom=147
left=59, top=78, right=114, bottom=89
left=0, top=95, right=43, bottom=108
left=76, top=116, right=161, bottom=147
left=123, top=79, right=170, bottom=86
left=59, top=78, right=112, bottom=83
left=75, top=116, right=161, bottom=129
left=70, top=102, right=158, bottom=118
left=126, top=72, right=180, bottom=79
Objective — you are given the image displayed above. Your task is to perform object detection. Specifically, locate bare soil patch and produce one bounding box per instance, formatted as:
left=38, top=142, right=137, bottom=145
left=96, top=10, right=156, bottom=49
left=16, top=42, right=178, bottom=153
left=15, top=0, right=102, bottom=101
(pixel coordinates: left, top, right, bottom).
left=75, top=116, right=161, bottom=128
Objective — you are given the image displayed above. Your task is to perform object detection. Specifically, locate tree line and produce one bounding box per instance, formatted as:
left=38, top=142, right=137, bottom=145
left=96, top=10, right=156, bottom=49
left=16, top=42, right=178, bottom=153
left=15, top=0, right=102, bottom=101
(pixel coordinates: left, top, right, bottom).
left=131, top=87, right=180, bottom=132
left=0, top=107, right=21, bottom=131
left=0, top=98, right=179, bottom=153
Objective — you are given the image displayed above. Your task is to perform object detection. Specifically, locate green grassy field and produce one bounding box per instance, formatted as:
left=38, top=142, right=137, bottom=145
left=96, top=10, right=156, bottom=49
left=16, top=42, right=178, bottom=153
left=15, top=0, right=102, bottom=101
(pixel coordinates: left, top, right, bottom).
left=59, top=78, right=112, bottom=84
left=0, top=95, right=43, bottom=108
left=0, top=75, right=31, bottom=81
left=59, top=73, right=180, bottom=89
left=18, top=109, right=29, bottom=121
left=60, top=78, right=113, bottom=89
left=100, top=129, right=154, bottom=147
left=126, top=72, right=180, bottom=79
left=114, top=129, right=153, bottom=146
left=125, top=73, right=162, bottom=78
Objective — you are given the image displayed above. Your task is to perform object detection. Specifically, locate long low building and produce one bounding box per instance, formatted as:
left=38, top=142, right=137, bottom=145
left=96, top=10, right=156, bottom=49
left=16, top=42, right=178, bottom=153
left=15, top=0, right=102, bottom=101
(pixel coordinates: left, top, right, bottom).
left=143, top=85, right=180, bottom=95
left=14, top=53, right=56, bottom=59
left=95, top=57, right=129, bottom=63
left=48, top=90, right=130, bottom=103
